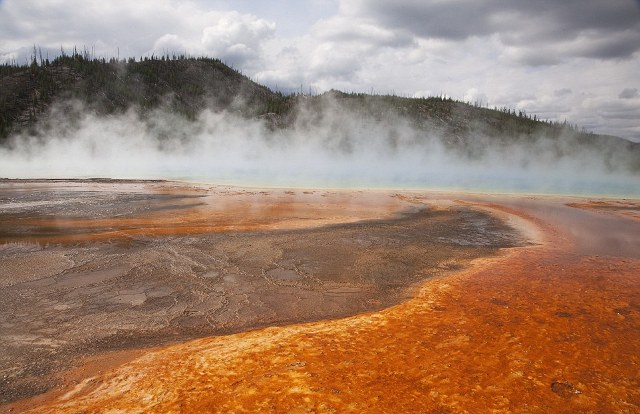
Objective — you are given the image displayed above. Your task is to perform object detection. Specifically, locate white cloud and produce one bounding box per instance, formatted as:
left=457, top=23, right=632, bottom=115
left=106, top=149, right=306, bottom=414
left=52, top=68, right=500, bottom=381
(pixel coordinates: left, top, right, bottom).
left=0, top=1, right=275, bottom=66
left=463, top=89, right=489, bottom=106
left=151, top=10, right=275, bottom=66
left=202, top=12, right=274, bottom=64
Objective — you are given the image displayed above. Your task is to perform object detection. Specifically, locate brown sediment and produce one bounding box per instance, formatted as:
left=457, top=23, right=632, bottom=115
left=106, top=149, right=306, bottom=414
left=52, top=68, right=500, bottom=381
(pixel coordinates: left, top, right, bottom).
left=0, top=181, right=409, bottom=244
left=0, top=181, right=520, bottom=410
left=3, top=185, right=640, bottom=413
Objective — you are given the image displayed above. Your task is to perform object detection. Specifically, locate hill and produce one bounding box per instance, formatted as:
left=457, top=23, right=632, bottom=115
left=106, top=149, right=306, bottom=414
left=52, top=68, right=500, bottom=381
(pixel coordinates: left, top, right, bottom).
left=1, top=54, right=638, bottom=174
left=294, top=91, right=640, bottom=171
left=0, top=53, right=279, bottom=138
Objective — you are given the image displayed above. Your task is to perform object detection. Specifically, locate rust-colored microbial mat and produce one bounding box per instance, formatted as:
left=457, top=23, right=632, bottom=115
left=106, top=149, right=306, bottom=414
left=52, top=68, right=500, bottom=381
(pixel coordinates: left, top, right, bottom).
left=1, top=181, right=518, bottom=409
left=3, top=185, right=640, bottom=413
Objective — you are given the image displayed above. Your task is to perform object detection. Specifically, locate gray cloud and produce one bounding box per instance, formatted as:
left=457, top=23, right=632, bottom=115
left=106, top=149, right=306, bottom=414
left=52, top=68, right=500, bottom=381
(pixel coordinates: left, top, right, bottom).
left=598, top=100, right=640, bottom=121
left=343, top=0, right=640, bottom=62
left=506, top=48, right=564, bottom=67
left=572, top=29, right=640, bottom=60
left=554, top=88, right=572, bottom=98
left=619, top=88, right=639, bottom=99
left=343, top=0, right=502, bottom=41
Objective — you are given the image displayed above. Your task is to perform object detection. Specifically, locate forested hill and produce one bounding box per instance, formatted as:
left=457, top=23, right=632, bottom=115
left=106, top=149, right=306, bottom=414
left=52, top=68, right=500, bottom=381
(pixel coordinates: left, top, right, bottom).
left=1, top=53, right=638, bottom=173
left=0, top=53, right=279, bottom=138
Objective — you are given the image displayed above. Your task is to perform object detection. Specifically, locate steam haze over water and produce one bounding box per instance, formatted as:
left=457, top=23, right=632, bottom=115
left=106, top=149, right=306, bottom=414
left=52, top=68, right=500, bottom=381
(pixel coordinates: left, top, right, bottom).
left=1, top=100, right=638, bottom=197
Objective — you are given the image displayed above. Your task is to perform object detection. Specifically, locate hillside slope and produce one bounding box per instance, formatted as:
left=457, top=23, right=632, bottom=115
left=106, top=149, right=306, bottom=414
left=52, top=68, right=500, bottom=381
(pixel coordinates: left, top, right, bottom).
left=1, top=55, right=638, bottom=174
left=0, top=54, right=279, bottom=138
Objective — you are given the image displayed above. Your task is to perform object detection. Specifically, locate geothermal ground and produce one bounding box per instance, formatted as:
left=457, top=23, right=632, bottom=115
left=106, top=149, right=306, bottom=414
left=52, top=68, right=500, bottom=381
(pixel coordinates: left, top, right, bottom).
left=0, top=180, right=639, bottom=413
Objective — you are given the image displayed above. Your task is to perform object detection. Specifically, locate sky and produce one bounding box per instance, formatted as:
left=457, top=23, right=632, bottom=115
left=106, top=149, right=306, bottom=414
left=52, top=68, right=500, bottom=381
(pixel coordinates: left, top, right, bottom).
left=1, top=0, right=639, bottom=142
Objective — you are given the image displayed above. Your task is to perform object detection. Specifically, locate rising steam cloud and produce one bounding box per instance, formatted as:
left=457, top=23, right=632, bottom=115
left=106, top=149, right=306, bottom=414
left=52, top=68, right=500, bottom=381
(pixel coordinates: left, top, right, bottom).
left=0, top=96, right=638, bottom=197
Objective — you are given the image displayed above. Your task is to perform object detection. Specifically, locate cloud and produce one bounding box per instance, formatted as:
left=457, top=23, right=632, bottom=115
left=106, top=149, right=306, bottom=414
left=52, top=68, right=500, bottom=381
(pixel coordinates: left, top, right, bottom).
left=619, top=88, right=639, bottom=99
left=0, top=1, right=181, bottom=59
left=554, top=88, right=572, bottom=98
left=313, top=15, right=412, bottom=48
left=463, top=88, right=488, bottom=106
left=155, top=10, right=275, bottom=66
left=300, top=13, right=414, bottom=84
left=309, top=43, right=361, bottom=81
left=340, top=0, right=501, bottom=41
left=576, top=94, right=640, bottom=142
left=339, top=0, right=640, bottom=64
left=0, top=1, right=275, bottom=66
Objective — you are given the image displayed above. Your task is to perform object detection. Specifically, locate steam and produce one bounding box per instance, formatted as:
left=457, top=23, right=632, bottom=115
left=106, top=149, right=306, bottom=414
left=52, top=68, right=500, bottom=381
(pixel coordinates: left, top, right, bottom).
left=1, top=96, right=638, bottom=197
